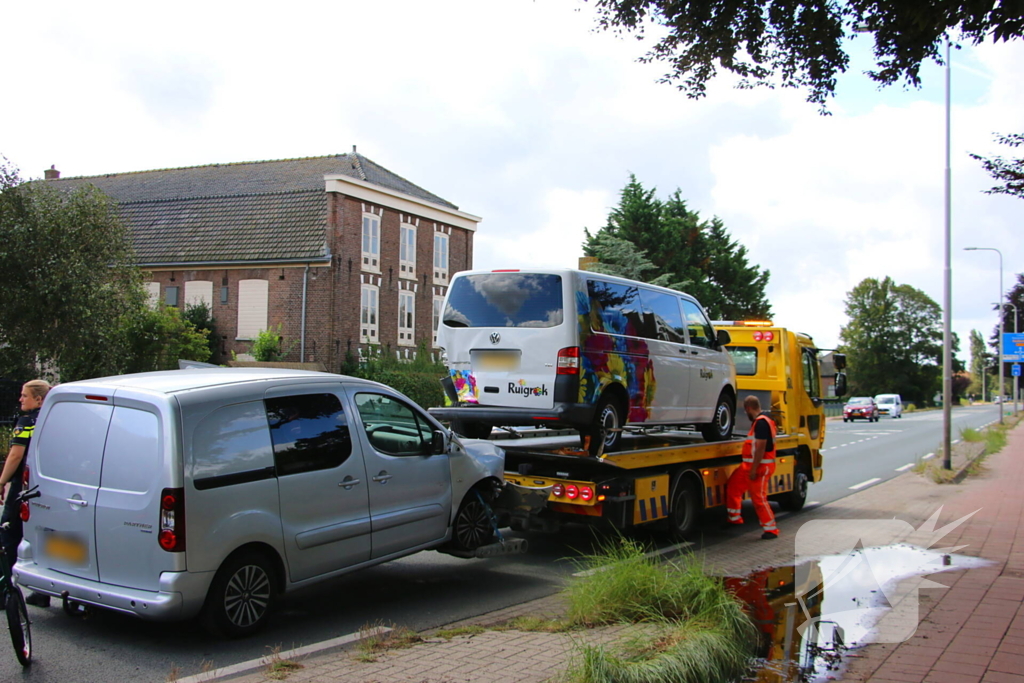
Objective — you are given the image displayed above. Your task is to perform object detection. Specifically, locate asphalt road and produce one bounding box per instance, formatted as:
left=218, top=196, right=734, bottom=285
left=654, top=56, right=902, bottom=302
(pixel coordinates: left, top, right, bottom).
left=0, top=405, right=1006, bottom=682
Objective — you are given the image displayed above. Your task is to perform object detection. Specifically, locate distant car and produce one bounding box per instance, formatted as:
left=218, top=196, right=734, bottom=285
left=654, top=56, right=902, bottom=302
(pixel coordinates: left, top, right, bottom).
left=843, top=396, right=879, bottom=422
left=874, top=393, right=903, bottom=418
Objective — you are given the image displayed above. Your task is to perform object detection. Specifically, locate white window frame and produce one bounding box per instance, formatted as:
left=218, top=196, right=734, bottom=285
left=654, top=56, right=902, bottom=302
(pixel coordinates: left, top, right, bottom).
left=433, top=232, right=449, bottom=284
left=399, top=222, right=416, bottom=279
left=432, top=295, right=444, bottom=347
left=361, top=284, right=379, bottom=344
left=184, top=280, right=214, bottom=309
left=398, top=291, right=415, bottom=347
left=145, top=282, right=161, bottom=309
left=237, top=279, right=269, bottom=340
left=362, top=213, right=381, bottom=272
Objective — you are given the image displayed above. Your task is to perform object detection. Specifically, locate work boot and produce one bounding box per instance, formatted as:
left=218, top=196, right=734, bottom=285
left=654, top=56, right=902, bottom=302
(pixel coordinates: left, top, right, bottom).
left=25, top=592, right=50, bottom=607
left=761, top=531, right=779, bottom=540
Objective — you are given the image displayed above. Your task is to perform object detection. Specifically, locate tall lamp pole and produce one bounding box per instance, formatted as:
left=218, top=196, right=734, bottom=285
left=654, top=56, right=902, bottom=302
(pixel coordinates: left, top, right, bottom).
left=965, top=246, right=1004, bottom=424
left=942, top=38, right=953, bottom=468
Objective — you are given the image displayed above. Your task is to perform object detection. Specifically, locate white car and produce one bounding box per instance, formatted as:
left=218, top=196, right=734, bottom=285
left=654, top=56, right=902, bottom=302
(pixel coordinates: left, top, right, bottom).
left=875, top=393, right=903, bottom=418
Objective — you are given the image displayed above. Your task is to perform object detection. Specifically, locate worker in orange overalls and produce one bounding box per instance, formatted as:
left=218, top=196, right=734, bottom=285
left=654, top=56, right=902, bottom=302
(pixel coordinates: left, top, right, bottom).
left=724, top=395, right=779, bottom=539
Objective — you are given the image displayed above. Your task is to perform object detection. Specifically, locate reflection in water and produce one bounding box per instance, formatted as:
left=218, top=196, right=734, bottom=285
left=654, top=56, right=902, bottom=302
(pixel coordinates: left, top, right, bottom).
left=726, top=544, right=993, bottom=682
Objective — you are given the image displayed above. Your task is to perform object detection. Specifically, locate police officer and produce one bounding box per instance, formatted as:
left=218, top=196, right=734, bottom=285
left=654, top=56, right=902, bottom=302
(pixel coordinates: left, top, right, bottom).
left=723, top=395, right=779, bottom=539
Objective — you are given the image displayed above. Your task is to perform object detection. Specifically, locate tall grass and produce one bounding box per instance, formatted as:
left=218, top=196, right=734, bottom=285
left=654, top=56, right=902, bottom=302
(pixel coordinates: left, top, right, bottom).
left=563, top=538, right=756, bottom=683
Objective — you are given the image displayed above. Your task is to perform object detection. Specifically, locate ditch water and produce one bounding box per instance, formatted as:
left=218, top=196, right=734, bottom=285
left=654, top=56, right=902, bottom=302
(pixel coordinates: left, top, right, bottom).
left=727, top=543, right=993, bottom=682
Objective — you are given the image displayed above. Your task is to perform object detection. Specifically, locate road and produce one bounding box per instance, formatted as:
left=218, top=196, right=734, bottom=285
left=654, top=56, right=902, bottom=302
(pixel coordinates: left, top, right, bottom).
left=0, top=405, right=1005, bottom=681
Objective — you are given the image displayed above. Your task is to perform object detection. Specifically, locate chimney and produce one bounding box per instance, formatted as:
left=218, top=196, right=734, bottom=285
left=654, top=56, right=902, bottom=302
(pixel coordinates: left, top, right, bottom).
left=352, top=145, right=357, bottom=153
left=44, top=165, right=60, bottom=180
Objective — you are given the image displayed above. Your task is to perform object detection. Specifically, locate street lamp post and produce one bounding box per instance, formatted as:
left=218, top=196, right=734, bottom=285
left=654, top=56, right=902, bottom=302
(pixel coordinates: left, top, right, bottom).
left=965, top=246, right=1004, bottom=424
left=942, top=38, right=953, bottom=468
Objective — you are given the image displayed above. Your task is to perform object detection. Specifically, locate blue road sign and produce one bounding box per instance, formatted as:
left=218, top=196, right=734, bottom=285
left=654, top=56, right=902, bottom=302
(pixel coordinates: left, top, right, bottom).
left=1014, top=364, right=1022, bottom=378
left=1004, top=333, right=1024, bottom=362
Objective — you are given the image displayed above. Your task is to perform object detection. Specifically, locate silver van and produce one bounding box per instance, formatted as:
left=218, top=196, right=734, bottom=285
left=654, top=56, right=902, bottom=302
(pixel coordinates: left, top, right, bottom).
left=14, top=368, right=506, bottom=636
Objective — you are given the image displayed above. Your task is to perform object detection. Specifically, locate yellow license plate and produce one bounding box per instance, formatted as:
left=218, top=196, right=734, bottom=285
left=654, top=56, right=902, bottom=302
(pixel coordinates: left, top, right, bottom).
left=44, top=532, right=88, bottom=565
left=475, top=352, right=520, bottom=371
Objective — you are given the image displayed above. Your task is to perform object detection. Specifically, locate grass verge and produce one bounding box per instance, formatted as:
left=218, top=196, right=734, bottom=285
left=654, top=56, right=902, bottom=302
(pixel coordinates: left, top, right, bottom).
left=264, top=644, right=304, bottom=680
left=354, top=623, right=423, bottom=663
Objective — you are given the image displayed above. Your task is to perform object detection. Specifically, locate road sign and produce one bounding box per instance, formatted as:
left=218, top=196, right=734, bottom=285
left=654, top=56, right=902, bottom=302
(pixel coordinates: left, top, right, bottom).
left=1014, top=364, right=1022, bottom=378
left=1003, top=333, right=1024, bottom=362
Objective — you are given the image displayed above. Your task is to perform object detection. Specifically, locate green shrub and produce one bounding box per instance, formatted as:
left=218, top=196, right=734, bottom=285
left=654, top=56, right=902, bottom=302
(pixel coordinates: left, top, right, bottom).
left=905, top=403, right=917, bottom=413
left=344, top=343, right=447, bottom=408
left=247, top=325, right=294, bottom=362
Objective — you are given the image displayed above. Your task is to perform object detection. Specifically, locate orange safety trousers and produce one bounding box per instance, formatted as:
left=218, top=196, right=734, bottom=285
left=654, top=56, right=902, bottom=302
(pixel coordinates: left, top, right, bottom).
left=725, top=461, right=778, bottom=534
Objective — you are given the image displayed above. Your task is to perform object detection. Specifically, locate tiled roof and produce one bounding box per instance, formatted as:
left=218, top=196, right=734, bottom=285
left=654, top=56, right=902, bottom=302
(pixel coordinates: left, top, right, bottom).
left=47, top=152, right=457, bottom=209
left=122, top=191, right=328, bottom=265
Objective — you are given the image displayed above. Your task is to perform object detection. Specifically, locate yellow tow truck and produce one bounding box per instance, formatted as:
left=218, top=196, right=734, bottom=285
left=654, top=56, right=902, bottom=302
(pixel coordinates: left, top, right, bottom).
left=497, top=322, right=847, bottom=538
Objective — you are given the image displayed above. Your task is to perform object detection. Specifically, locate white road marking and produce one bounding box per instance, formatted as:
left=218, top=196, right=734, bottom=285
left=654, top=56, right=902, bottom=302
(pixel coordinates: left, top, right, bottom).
left=895, top=463, right=915, bottom=472
left=849, top=477, right=882, bottom=490
left=922, top=452, right=935, bottom=460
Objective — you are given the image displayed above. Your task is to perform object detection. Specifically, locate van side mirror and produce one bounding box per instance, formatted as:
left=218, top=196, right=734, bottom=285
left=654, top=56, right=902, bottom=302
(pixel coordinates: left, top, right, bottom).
left=832, top=353, right=847, bottom=371
left=431, top=429, right=449, bottom=455
left=834, top=372, right=848, bottom=397
left=715, top=329, right=731, bottom=348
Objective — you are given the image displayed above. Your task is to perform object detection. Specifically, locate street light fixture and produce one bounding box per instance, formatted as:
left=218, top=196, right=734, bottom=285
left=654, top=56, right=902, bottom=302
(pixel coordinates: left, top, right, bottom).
left=965, top=246, right=1004, bottom=424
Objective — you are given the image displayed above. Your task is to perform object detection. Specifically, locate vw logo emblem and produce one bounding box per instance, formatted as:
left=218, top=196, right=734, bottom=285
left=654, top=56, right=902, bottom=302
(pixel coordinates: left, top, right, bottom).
left=489, top=332, right=501, bottom=345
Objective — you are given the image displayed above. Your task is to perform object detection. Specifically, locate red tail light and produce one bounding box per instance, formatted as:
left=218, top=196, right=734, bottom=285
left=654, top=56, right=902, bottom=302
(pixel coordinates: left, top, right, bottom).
left=565, top=484, right=579, bottom=499
left=19, top=501, right=29, bottom=522
left=22, top=467, right=29, bottom=486
left=158, top=487, right=186, bottom=552
left=557, top=347, right=580, bottom=375
left=552, top=483, right=565, bottom=497
left=580, top=486, right=594, bottom=502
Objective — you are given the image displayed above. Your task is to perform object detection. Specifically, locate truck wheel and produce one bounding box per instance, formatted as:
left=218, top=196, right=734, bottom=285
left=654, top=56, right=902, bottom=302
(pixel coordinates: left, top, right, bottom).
left=450, top=491, right=495, bottom=551
left=668, top=475, right=702, bottom=540
left=203, top=550, right=278, bottom=638
left=452, top=420, right=492, bottom=440
left=582, top=395, right=623, bottom=455
left=700, top=392, right=735, bottom=442
left=778, top=471, right=809, bottom=511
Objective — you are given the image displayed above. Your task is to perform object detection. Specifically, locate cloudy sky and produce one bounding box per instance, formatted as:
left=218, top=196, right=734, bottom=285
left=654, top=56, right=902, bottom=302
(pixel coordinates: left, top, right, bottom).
left=4, top=0, right=1022, bottom=357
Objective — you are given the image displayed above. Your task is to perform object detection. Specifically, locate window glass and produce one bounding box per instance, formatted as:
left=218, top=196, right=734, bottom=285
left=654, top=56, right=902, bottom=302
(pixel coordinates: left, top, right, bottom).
left=193, top=401, right=275, bottom=483
left=639, top=288, right=686, bottom=343
left=680, top=299, right=716, bottom=348
left=266, top=393, right=351, bottom=476
left=727, top=346, right=758, bottom=375
left=588, top=279, right=650, bottom=338
left=443, top=273, right=563, bottom=329
left=165, top=286, right=179, bottom=307
left=101, top=408, right=160, bottom=493
left=35, top=402, right=112, bottom=487
left=354, top=393, right=434, bottom=456
left=803, top=348, right=820, bottom=398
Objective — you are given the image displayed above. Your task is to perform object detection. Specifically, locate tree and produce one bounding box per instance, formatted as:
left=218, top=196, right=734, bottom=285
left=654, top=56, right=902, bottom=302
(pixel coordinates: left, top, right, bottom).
left=967, top=328, right=990, bottom=398
left=970, top=133, right=1024, bottom=199
left=123, top=305, right=212, bottom=373
left=583, top=175, right=772, bottom=319
left=0, top=158, right=144, bottom=381
left=838, top=276, right=951, bottom=404
left=588, top=0, right=1024, bottom=108
left=184, top=300, right=220, bottom=362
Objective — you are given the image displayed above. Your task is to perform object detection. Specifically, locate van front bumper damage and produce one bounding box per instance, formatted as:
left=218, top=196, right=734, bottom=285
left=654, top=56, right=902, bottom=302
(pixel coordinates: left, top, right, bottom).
left=13, top=562, right=214, bottom=621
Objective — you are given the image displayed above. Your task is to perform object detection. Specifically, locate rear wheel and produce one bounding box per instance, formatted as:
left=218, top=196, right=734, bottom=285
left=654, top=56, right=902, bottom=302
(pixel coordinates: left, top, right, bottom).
left=203, top=551, right=277, bottom=638
left=450, top=491, right=495, bottom=551
left=582, top=395, right=623, bottom=455
left=668, top=474, right=702, bottom=540
left=700, top=392, right=735, bottom=442
left=7, top=586, right=31, bottom=666
left=778, top=471, right=809, bottom=511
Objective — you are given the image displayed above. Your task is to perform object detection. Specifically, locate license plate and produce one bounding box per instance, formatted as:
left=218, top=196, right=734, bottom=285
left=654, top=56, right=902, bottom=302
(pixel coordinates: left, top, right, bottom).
left=43, top=531, right=88, bottom=566
left=475, top=351, right=520, bottom=371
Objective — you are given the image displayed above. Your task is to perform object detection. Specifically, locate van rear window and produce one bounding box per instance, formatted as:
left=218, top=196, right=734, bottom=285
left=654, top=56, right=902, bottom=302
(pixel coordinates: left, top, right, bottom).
left=442, top=273, right=563, bottom=328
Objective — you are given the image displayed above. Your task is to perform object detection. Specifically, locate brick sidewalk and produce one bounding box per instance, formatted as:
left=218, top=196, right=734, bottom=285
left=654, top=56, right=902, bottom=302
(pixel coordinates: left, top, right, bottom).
left=201, top=419, right=1022, bottom=683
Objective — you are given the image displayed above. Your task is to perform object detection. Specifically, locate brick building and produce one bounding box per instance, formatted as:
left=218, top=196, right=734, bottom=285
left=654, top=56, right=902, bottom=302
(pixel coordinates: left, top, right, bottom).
left=44, top=150, right=480, bottom=369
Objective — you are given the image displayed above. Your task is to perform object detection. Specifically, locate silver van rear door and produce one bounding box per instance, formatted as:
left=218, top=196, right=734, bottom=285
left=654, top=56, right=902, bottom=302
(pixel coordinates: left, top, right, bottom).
left=27, top=395, right=113, bottom=582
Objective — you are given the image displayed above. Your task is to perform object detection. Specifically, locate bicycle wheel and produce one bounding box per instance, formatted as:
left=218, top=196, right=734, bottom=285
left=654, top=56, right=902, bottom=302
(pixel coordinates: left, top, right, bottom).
left=6, top=586, right=31, bottom=666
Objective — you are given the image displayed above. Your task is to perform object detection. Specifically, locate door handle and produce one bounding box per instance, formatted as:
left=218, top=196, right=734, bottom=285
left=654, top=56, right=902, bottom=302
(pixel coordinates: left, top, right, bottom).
left=338, top=477, right=361, bottom=489
left=372, top=472, right=393, bottom=484
left=691, top=350, right=699, bottom=355
left=66, top=498, right=88, bottom=508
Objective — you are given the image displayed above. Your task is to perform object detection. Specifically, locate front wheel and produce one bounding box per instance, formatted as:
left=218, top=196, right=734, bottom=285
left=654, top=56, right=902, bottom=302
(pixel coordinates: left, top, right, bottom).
left=7, top=586, right=31, bottom=666
left=777, top=471, right=809, bottom=511
left=449, top=491, right=496, bottom=551
left=203, top=551, right=277, bottom=638
left=700, top=392, right=735, bottom=442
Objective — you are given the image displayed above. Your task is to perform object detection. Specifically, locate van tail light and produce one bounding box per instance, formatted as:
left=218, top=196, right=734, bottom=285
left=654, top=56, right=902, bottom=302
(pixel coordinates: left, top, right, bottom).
left=557, top=347, right=580, bottom=375
left=22, top=467, right=30, bottom=486
left=158, top=487, right=186, bottom=552
left=19, top=467, right=31, bottom=521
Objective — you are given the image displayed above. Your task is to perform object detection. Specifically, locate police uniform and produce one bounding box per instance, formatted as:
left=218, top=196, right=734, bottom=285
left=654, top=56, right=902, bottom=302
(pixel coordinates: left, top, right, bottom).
left=1, top=408, right=38, bottom=561
left=724, top=411, right=779, bottom=537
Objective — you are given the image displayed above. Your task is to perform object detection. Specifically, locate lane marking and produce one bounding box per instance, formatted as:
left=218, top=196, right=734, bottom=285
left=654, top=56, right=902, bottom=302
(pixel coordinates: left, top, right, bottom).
left=849, top=477, right=882, bottom=490
left=922, top=452, right=935, bottom=460
left=895, top=463, right=915, bottom=472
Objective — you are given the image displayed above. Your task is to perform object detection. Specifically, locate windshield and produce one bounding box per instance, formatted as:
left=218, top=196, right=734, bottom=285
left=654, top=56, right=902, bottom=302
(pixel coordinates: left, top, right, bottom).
left=877, top=396, right=895, bottom=404
left=847, top=397, right=872, bottom=405
left=442, top=273, right=563, bottom=328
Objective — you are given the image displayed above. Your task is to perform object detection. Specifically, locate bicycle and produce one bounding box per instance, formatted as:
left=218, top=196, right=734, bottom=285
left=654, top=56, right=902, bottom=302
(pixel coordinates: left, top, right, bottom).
left=1, top=484, right=40, bottom=666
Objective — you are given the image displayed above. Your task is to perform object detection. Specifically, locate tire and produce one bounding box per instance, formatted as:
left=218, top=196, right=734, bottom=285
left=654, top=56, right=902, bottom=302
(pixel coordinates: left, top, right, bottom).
left=7, top=586, right=31, bottom=666
left=582, top=395, right=623, bottom=455
left=700, top=392, right=735, bottom=442
left=449, top=491, right=495, bottom=551
left=668, top=474, right=702, bottom=541
left=843, top=418, right=848, bottom=423
left=452, top=420, right=492, bottom=440
left=203, top=551, right=277, bottom=638
left=778, top=470, right=809, bottom=512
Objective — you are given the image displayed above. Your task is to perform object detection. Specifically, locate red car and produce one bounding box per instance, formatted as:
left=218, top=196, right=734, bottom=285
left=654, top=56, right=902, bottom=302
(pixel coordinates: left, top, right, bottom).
left=843, top=396, right=879, bottom=422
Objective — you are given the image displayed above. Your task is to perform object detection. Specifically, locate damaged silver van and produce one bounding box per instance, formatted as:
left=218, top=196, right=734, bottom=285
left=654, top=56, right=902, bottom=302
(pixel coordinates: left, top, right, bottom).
left=14, top=368, right=506, bottom=636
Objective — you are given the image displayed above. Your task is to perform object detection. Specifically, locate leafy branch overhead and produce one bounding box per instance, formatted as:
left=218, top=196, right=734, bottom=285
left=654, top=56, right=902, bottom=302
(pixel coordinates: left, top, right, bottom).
left=589, top=0, right=1024, bottom=107
left=970, top=133, right=1024, bottom=198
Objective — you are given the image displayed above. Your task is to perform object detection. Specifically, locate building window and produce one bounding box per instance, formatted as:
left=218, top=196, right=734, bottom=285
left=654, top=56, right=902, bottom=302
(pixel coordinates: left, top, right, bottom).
left=432, top=295, right=445, bottom=347
left=165, top=286, right=179, bottom=307
left=184, top=280, right=214, bottom=310
left=362, top=213, right=380, bottom=272
left=221, top=286, right=229, bottom=304
left=400, top=223, right=416, bottom=279
left=146, top=282, right=161, bottom=308
left=237, top=279, right=269, bottom=340
left=361, top=284, right=379, bottom=344
left=433, top=232, right=449, bottom=284
left=398, top=291, right=415, bottom=346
